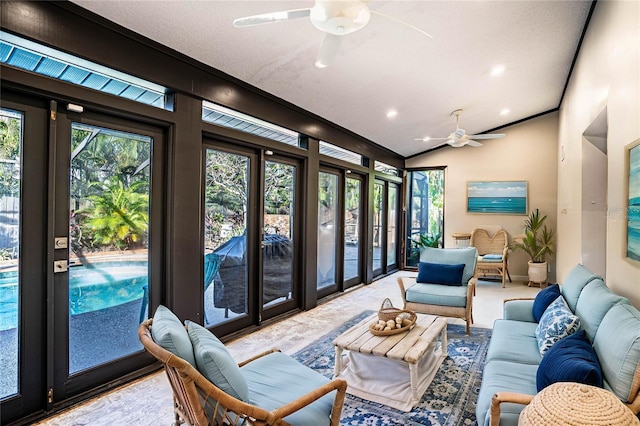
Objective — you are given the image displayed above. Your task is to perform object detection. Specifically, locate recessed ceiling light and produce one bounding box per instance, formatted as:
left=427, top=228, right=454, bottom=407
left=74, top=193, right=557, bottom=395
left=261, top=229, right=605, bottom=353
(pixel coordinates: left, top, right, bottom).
left=500, top=108, right=510, bottom=116
left=386, top=110, right=398, bottom=119
left=490, top=65, right=505, bottom=77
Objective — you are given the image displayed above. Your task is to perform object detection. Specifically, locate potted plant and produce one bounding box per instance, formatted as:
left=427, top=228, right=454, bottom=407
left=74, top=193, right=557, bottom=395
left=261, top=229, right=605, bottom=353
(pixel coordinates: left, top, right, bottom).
left=511, top=209, right=555, bottom=284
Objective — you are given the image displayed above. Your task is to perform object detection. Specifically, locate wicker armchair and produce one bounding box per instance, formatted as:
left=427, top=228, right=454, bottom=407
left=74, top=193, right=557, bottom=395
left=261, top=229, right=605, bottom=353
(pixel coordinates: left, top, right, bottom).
left=470, top=228, right=511, bottom=287
left=138, top=319, right=347, bottom=426
left=397, top=247, right=477, bottom=334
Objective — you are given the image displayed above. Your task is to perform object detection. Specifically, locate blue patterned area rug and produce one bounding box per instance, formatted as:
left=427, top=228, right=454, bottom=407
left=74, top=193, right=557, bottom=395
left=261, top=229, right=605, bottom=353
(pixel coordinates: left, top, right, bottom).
left=292, top=310, right=492, bottom=426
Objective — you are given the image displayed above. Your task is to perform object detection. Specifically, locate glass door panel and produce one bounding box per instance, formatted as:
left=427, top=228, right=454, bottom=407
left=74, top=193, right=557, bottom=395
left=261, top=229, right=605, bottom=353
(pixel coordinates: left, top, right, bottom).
left=0, top=108, right=22, bottom=399
left=372, top=180, right=384, bottom=273
left=387, top=183, right=398, bottom=269
left=318, top=172, right=338, bottom=289
left=204, top=149, right=249, bottom=326
left=406, top=169, right=444, bottom=267
left=67, top=123, right=151, bottom=374
left=263, top=161, right=295, bottom=308
left=344, top=177, right=361, bottom=284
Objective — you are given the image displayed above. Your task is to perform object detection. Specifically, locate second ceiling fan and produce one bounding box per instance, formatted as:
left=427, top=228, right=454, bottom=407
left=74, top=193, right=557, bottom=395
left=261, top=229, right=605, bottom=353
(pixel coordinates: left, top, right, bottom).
left=233, top=0, right=432, bottom=68
left=419, top=109, right=506, bottom=149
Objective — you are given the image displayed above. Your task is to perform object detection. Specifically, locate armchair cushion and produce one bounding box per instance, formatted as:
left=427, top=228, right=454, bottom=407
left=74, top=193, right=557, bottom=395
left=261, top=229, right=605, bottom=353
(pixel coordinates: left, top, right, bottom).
left=480, top=253, right=503, bottom=261
left=416, top=262, right=465, bottom=286
left=241, top=351, right=337, bottom=425
left=536, top=330, right=602, bottom=392
left=532, top=284, right=561, bottom=322
left=151, top=305, right=196, bottom=367
left=405, top=282, right=468, bottom=307
left=535, top=296, right=581, bottom=357
left=187, top=321, right=250, bottom=402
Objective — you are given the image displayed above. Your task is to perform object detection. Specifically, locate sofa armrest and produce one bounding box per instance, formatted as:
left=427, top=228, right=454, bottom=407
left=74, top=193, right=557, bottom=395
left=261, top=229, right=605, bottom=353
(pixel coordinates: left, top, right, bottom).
left=489, top=392, right=534, bottom=426
left=503, top=298, right=536, bottom=322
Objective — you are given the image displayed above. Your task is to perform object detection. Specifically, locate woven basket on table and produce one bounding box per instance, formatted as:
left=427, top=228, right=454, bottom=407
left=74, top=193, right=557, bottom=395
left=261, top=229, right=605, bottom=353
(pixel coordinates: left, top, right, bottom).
left=378, top=298, right=412, bottom=321
left=370, top=298, right=417, bottom=336
left=518, top=382, right=640, bottom=425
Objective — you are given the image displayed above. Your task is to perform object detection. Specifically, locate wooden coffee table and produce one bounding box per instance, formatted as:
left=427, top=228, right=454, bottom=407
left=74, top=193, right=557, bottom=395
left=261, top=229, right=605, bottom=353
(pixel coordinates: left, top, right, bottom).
left=333, top=312, right=448, bottom=412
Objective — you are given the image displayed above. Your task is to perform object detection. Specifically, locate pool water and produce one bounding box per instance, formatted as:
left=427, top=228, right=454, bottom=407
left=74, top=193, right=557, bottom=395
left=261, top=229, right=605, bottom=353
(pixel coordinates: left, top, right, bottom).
left=0, top=261, right=148, bottom=331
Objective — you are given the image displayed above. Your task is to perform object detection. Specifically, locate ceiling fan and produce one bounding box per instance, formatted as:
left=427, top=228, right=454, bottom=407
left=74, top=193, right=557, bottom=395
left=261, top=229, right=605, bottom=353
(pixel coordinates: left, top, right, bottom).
left=417, top=109, right=506, bottom=148
left=233, top=0, right=432, bottom=68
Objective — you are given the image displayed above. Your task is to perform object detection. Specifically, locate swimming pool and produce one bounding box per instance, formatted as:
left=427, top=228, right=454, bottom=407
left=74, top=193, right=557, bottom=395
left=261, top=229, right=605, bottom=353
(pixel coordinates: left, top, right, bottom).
left=0, top=261, right=148, bottom=331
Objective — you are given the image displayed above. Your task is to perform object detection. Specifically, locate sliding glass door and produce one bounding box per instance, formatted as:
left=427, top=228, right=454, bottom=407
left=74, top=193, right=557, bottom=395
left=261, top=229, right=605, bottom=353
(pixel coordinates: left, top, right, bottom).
left=1, top=92, right=165, bottom=424
left=318, top=171, right=339, bottom=290
left=317, top=169, right=364, bottom=295
left=405, top=169, right=445, bottom=267
left=372, top=178, right=401, bottom=277
left=344, top=175, right=363, bottom=288
left=203, top=144, right=300, bottom=331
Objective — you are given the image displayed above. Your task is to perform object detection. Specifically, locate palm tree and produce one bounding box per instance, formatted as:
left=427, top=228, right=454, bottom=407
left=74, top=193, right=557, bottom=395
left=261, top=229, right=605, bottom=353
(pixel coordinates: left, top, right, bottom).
left=78, top=177, right=149, bottom=251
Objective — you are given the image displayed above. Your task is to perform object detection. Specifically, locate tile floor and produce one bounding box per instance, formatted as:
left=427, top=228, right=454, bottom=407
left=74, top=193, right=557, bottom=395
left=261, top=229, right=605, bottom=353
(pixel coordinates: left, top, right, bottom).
left=34, top=271, right=540, bottom=426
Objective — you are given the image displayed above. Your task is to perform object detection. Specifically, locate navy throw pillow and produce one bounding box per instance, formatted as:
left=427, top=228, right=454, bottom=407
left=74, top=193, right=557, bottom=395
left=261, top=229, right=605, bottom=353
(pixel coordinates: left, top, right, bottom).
left=416, top=262, right=465, bottom=286
left=532, top=283, right=561, bottom=322
left=536, top=330, right=603, bottom=392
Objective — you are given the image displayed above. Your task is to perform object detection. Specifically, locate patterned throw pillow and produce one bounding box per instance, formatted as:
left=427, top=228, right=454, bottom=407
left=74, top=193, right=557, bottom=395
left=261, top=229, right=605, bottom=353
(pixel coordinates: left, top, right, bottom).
left=535, top=296, right=581, bottom=357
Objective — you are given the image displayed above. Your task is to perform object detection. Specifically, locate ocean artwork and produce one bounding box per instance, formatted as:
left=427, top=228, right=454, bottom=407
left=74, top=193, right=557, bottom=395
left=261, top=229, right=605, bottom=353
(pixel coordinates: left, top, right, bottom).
left=628, top=141, right=640, bottom=261
left=467, top=181, right=527, bottom=214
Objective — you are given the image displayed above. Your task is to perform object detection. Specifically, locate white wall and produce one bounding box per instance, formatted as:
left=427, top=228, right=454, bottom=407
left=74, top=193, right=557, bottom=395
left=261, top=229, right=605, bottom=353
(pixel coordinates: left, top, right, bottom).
left=406, top=112, right=559, bottom=281
left=557, top=0, right=640, bottom=307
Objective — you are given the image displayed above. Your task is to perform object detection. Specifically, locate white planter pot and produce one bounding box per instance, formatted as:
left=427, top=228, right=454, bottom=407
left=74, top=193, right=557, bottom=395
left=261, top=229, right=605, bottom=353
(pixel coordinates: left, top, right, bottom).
left=528, top=261, right=548, bottom=284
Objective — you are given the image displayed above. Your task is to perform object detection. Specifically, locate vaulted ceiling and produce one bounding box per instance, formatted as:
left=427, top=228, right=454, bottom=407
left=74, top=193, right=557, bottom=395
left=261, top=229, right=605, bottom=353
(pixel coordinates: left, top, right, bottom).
left=70, top=0, right=593, bottom=157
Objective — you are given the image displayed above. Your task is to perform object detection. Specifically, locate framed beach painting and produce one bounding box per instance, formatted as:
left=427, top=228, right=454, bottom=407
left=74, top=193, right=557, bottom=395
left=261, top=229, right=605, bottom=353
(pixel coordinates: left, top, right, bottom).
left=627, top=139, right=640, bottom=262
left=467, top=180, right=527, bottom=214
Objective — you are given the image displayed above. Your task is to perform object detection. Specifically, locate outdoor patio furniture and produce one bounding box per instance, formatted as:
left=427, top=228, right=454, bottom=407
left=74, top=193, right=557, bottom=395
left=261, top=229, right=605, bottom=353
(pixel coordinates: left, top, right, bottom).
left=138, top=307, right=347, bottom=425
left=213, top=234, right=293, bottom=317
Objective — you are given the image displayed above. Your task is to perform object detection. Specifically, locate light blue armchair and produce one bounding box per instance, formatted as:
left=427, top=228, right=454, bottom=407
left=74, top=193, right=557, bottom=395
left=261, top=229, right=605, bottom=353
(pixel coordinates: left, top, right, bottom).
left=397, top=247, right=478, bottom=334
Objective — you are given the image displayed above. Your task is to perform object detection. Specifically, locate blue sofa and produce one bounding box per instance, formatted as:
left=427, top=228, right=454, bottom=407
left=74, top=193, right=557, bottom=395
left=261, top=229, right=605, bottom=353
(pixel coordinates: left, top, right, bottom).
left=476, top=264, right=640, bottom=425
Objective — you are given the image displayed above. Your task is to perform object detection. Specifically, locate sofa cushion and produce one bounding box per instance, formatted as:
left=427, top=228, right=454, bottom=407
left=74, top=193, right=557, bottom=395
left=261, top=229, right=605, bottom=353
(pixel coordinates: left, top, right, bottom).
left=476, top=360, right=539, bottom=426
left=536, top=330, right=603, bottom=392
left=151, top=305, right=196, bottom=367
left=416, top=261, right=465, bottom=286
left=487, top=320, right=541, bottom=365
left=419, top=246, right=477, bottom=284
left=535, top=296, right=580, bottom=357
left=532, top=283, right=561, bottom=322
left=574, top=279, right=629, bottom=343
left=593, top=303, right=640, bottom=403
left=187, top=321, right=249, bottom=402
left=241, top=351, right=335, bottom=425
left=405, top=282, right=468, bottom=307
left=560, top=263, right=600, bottom=312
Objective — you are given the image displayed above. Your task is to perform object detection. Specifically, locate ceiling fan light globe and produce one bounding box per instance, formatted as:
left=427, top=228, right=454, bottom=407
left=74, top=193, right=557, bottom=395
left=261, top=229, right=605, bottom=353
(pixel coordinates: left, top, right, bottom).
left=310, top=1, right=370, bottom=35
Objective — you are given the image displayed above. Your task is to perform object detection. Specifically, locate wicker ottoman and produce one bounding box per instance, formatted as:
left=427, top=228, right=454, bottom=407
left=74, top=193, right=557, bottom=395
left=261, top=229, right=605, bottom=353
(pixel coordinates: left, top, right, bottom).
left=519, top=382, right=640, bottom=425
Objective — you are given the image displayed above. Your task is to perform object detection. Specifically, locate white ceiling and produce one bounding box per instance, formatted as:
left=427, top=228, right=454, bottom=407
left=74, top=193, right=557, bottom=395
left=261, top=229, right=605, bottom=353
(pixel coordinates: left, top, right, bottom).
left=70, top=0, right=592, bottom=157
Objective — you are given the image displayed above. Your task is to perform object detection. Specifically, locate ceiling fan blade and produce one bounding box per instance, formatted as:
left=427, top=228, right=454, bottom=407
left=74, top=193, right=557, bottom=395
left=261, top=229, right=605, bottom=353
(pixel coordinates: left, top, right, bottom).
left=233, top=8, right=311, bottom=27
left=467, top=140, right=483, bottom=147
left=314, top=33, right=342, bottom=68
left=413, top=137, right=448, bottom=141
left=468, top=133, right=506, bottom=140
left=370, top=11, right=434, bottom=39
